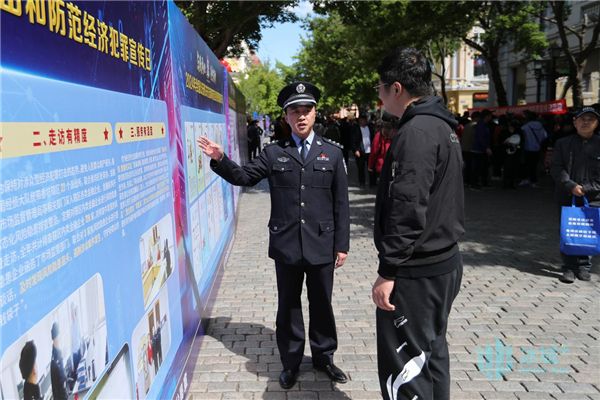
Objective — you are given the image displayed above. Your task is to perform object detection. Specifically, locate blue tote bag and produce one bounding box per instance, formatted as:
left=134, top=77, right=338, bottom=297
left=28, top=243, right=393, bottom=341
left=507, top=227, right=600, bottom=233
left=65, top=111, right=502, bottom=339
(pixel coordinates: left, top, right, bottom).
left=560, top=196, right=600, bottom=255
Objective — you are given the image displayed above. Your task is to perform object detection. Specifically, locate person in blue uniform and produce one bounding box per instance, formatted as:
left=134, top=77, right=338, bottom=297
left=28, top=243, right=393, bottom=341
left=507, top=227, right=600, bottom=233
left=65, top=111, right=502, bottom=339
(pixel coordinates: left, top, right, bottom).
left=198, top=81, right=350, bottom=389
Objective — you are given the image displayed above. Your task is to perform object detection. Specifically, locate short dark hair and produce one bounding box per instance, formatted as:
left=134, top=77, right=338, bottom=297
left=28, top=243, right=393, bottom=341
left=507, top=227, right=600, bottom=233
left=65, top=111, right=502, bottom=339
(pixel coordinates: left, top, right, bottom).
left=377, top=48, right=432, bottom=98
left=19, top=341, right=36, bottom=379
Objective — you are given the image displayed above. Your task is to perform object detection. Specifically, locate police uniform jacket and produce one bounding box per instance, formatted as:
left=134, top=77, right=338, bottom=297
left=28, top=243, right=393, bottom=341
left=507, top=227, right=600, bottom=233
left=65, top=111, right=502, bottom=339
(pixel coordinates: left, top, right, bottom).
left=210, top=136, right=350, bottom=266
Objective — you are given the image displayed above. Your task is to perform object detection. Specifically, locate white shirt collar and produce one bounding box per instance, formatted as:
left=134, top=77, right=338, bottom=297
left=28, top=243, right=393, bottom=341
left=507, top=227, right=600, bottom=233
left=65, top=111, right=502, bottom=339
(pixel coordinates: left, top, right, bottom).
left=291, top=131, right=315, bottom=147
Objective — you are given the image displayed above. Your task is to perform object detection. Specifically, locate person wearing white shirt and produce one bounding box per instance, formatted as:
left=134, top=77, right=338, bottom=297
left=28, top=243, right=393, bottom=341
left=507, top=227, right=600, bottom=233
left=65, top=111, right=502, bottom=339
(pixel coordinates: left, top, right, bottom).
left=352, top=114, right=375, bottom=186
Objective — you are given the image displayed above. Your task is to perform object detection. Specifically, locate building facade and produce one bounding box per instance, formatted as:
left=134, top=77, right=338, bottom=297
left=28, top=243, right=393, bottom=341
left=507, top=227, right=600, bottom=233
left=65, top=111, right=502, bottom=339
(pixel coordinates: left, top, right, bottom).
left=493, top=1, right=599, bottom=107
left=432, top=27, right=490, bottom=114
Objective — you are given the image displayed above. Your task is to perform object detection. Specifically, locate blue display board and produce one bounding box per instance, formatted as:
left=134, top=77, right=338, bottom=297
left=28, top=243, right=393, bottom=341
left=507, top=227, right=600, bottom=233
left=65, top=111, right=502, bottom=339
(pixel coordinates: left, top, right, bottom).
left=0, top=1, right=247, bottom=399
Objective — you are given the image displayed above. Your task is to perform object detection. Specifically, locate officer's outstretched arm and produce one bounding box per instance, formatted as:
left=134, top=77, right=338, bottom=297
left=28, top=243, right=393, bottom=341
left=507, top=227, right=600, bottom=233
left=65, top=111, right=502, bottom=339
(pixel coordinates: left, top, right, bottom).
left=198, top=136, right=268, bottom=186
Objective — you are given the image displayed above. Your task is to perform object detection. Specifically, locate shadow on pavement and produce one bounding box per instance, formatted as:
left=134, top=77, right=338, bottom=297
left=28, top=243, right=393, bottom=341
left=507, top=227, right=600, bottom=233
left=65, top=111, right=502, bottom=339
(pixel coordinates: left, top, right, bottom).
left=346, top=170, right=599, bottom=279
left=204, top=317, right=352, bottom=399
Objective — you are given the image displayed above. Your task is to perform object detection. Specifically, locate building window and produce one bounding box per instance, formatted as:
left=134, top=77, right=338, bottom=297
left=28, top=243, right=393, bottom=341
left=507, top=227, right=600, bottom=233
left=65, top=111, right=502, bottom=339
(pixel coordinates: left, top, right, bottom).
left=581, top=2, right=600, bottom=22
left=583, top=73, right=592, bottom=92
left=473, top=56, right=487, bottom=77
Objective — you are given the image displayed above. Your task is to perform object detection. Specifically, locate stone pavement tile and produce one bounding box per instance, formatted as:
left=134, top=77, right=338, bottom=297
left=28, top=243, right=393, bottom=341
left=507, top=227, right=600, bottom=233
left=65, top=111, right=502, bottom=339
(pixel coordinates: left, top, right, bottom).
left=480, top=391, right=519, bottom=400
left=299, top=381, right=334, bottom=391
left=570, top=371, right=600, bottom=385
left=515, top=394, right=555, bottom=400
left=344, top=391, right=384, bottom=400
left=556, top=382, right=600, bottom=394
left=222, top=392, right=254, bottom=399
left=260, top=392, right=286, bottom=400
left=287, top=392, right=319, bottom=400
left=503, top=371, right=540, bottom=382
left=520, top=382, right=561, bottom=393
left=347, top=371, right=379, bottom=382
left=189, top=392, right=222, bottom=400
left=457, top=379, right=496, bottom=391
left=190, top=381, right=209, bottom=392
left=193, top=372, right=229, bottom=382
left=207, top=382, right=238, bottom=392
left=238, top=381, right=267, bottom=392
left=491, top=381, right=526, bottom=392
left=225, top=372, right=260, bottom=382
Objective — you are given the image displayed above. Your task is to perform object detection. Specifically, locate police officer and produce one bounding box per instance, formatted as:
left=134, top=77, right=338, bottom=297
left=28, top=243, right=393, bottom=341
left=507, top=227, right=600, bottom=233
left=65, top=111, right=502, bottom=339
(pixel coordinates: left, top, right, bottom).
left=198, top=81, right=350, bottom=389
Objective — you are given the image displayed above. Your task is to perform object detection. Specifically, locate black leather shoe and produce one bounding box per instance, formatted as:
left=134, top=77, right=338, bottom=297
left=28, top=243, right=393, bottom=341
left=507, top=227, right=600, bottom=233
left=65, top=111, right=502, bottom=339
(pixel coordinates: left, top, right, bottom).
left=279, top=369, right=298, bottom=389
left=315, top=364, right=348, bottom=383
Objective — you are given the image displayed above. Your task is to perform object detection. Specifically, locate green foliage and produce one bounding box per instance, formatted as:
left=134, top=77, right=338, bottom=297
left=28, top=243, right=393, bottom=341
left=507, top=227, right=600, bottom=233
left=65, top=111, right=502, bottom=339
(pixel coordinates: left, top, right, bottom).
left=236, top=62, right=287, bottom=117
left=294, top=13, right=379, bottom=110
left=175, top=1, right=299, bottom=59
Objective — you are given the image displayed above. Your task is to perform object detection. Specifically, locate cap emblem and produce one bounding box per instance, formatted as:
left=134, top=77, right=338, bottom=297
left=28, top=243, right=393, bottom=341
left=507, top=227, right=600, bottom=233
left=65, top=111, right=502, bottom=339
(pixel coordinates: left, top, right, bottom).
left=296, top=84, right=306, bottom=94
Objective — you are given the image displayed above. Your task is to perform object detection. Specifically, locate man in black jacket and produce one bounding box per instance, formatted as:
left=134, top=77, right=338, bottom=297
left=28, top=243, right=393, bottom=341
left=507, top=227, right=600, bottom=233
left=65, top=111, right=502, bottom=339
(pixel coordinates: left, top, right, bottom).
left=371, top=48, right=464, bottom=400
left=198, top=81, right=350, bottom=390
left=550, top=106, right=600, bottom=283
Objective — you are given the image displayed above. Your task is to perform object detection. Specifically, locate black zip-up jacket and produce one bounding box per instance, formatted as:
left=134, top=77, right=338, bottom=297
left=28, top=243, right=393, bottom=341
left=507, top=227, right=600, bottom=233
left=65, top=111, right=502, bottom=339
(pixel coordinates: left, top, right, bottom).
left=374, top=96, right=465, bottom=278
left=550, top=133, right=600, bottom=207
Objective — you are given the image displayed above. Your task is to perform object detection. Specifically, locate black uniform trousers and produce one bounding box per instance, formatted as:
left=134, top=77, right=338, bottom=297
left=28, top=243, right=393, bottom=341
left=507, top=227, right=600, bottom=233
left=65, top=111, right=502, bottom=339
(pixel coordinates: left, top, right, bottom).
left=275, top=261, right=337, bottom=371
left=377, top=254, right=462, bottom=400
left=356, top=152, right=375, bottom=186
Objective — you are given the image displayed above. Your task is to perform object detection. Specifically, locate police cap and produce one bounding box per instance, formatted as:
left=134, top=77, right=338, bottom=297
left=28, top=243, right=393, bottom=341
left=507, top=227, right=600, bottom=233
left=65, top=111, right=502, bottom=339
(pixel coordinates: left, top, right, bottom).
left=277, top=81, right=321, bottom=110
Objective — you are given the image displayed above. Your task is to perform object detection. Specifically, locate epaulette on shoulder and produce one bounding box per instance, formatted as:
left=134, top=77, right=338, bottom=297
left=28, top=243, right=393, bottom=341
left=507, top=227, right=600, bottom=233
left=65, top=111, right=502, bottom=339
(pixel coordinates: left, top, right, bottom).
left=321, top=137, right=343, bottom=149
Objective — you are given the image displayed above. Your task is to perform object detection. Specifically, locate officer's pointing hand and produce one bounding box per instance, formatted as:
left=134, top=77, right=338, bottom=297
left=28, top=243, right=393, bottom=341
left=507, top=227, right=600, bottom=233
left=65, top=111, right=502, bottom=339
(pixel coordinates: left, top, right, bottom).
left=372, top=276, right=395, bottom=311
left=335, top=252, right=347, bottom=269
left=197, top=136, right=224, bottom=161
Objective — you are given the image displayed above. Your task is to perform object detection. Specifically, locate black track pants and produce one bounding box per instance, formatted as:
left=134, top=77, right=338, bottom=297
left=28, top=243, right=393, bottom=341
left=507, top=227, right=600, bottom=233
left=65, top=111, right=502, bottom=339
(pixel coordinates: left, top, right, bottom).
left=376, top=256, right=462, bottom=400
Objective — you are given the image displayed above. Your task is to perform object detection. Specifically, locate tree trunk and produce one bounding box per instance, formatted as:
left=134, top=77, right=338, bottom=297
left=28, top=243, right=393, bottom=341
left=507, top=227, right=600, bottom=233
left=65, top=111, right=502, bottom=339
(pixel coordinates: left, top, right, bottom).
left=439, top=57, right=448, bottom=105
left=486, top=53, right=508, bottom=106
left=570, top=61, right=586, bottom=108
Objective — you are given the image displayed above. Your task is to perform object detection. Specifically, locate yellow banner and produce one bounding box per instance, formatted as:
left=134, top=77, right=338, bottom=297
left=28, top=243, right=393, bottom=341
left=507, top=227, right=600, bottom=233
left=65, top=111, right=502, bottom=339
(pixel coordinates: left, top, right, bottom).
left=114, top=122, right=166, bottom=143
left=0, top=122, right=112, bottom=159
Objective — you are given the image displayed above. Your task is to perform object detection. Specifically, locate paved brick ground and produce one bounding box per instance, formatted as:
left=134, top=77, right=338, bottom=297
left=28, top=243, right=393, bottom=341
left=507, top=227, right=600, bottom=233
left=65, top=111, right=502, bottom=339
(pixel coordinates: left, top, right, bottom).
left=188, top=165, right=600, bottom=400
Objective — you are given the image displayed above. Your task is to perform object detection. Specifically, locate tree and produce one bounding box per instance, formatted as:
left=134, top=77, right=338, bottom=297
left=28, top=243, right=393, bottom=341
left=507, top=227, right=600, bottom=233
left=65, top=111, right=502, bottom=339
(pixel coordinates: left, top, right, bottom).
left=426, top=38, right=462, bottom=105
left=543, top=1, right=600, bottom=108
left=299, top=2, right=475, bottom=109
left=295, top=13, right=379, bottom=111
left=236, top=62, right=286, bottom=117
left=461, top=1, right=548, bottom=106
left=175, top=1, right=298, bottom=59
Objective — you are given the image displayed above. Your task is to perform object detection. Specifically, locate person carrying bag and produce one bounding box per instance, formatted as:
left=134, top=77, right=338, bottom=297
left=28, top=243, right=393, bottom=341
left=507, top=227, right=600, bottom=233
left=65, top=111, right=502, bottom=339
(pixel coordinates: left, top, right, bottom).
left=550, top=106, right=600, bottom=283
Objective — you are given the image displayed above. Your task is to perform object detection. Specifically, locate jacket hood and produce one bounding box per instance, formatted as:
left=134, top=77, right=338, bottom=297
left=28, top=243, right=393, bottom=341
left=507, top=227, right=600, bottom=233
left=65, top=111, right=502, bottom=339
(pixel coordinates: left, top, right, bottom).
left=399, top=96, right=458, bottom=130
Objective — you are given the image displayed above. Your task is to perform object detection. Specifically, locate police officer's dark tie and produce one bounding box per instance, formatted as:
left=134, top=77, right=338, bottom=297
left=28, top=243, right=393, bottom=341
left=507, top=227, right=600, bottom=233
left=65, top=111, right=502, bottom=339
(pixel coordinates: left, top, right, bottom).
left=300, top=139, right=308, bottom=161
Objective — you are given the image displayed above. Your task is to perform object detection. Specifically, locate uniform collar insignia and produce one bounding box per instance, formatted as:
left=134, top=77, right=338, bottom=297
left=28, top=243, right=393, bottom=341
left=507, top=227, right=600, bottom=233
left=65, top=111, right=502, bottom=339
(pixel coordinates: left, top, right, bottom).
left=284, top=141, right=290, bottom=146
left=316, top=140, right=322, bottom=145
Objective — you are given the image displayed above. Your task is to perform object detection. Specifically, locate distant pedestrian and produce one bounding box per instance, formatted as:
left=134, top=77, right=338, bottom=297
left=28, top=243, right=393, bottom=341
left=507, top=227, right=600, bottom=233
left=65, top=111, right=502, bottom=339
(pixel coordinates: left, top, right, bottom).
left=520, top=111, right=548, bottom=188
left=471, top=109, right=493, bottom=188
left=550, top=106, right=600, bottom=283
left=368, top=112, right=398, bottom=183
left=352, top=114, right=376, bottom=187
left=247, top=120, right=262, bottom=160
left=372, top=47, right=464, bottom=400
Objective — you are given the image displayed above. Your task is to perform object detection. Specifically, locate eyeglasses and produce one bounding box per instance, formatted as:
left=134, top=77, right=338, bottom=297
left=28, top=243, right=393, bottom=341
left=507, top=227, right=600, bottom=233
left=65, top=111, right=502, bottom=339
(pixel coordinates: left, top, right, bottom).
left=373, top=83, right=389, bottom=93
